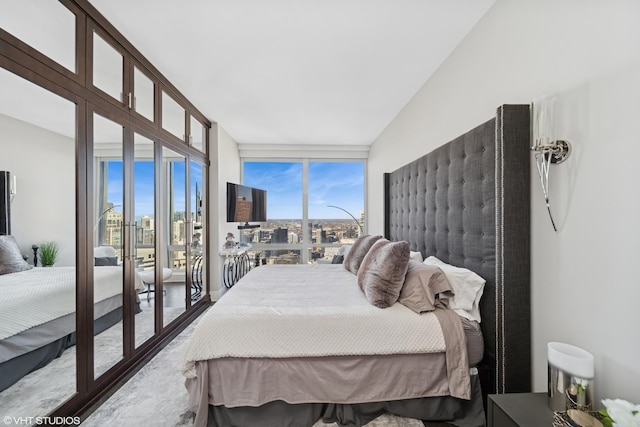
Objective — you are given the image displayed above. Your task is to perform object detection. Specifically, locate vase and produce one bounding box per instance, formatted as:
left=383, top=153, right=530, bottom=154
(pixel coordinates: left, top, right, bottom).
left=548, top=342, right=594, bottom=411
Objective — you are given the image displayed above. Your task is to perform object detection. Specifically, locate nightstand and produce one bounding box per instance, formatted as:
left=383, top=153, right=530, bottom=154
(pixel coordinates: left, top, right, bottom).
left=487, top=392, right=553, bottom=427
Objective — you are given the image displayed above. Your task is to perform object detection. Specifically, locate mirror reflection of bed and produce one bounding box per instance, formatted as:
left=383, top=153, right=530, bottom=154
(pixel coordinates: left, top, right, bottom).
left=0, top=66, right=78, bottom=417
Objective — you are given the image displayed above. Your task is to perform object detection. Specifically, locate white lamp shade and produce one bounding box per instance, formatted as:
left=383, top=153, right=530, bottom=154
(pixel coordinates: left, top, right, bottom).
left=548, top=342, right=594, bottom=379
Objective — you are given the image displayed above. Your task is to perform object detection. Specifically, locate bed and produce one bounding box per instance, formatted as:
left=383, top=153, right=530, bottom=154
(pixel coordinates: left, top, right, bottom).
left=0, top=240, right=144, bottom=392
left=183, top=104, right=531, bottom=427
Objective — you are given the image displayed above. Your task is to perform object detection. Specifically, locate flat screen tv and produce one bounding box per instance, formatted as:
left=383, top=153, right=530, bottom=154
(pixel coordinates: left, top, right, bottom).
left=226, top=182, right=267, bottom=224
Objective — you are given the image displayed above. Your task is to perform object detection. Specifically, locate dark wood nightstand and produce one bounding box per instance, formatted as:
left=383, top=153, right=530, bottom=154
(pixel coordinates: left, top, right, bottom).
left=487, top=392, right=553, bottom=427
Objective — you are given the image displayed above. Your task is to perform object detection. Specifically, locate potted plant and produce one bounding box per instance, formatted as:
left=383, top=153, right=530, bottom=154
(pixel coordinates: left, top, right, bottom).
left=39, top=241, right=60, bottom=267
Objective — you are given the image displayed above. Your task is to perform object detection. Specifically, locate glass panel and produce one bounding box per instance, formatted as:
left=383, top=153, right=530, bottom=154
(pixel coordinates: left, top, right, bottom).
left=93, top=31, right=124, bottom=103
left=0, top=67, right=76, bottom=416
left=190, top=116, right=205, bottom=152
left=162, top=147, right=187, bottom=326
left=134, top=133, right=155, bottom=348
left=0, top=1, right=76, bottom=72
left=309, top=161, right=365, bottom=263
left=190, top=161, right=205, bottom=302
left=133, top=66, right=154, bottom=121
left=92, top=112, right=124, bottom=379
left=263, top=249, right=302, bottom=265
left=162, top=91, right=185, bottom=140
left=242, top=162, right=302, bottom=264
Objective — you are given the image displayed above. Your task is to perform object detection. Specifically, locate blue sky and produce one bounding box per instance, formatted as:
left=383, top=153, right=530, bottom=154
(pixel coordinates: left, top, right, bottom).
left=243, top=161, right=364, bottom=220
left=107, top=160, right=200, bottom=218
left=107, top=160, right=363, bottom=221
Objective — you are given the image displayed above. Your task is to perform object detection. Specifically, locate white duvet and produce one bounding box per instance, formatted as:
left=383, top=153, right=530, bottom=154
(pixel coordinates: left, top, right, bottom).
left=0, top=266, right=144, bottom=340
left=184, top=264, right=447, bottom=376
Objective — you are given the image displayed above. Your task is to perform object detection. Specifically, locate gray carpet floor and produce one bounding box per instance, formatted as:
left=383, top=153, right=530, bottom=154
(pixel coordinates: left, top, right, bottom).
left=82, top=308, right=428, bottom=427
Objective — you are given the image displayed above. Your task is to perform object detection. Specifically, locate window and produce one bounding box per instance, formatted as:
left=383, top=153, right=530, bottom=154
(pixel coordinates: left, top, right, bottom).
left=242, top=160, right=365, bottom=264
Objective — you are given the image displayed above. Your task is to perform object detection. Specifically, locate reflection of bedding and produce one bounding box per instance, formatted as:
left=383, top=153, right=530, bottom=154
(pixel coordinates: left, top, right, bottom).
left=0, top=266, right=143, bottom=341
left=0, top=266, right=144, bottom=392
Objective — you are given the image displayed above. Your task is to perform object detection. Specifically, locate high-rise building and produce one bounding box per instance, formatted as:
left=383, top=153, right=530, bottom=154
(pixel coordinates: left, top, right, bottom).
left=104, top=210, right=123, bottom=246
left=235, top=196, right=251, bottom=222
left=314, top=229, right=327, bottom=244
left=272, top=227, right=288, bottom=244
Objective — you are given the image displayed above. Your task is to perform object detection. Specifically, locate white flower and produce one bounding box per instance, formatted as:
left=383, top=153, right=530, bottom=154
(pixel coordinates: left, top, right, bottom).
left=602, top=399, right=640, bottom=427
left=576, top=378, right=590, bottom=389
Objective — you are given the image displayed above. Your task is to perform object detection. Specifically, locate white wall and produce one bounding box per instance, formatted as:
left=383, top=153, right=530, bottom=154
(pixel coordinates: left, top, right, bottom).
left=368, top=0, right=640, bottom=404
left=0, top=114, right=76, bottom=266
left=208, top=123, right=241, bottom=300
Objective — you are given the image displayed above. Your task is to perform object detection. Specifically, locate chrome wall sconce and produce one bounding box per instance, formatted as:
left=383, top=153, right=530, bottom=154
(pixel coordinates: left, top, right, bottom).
left=531, top=94, right=571, bottom=231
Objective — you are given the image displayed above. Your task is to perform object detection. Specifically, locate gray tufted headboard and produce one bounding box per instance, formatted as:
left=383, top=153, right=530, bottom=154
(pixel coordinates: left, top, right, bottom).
left=384, top=104, right=531, bottom=396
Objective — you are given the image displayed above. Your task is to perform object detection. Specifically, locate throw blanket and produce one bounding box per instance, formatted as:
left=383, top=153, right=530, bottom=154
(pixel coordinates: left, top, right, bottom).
left=0, top=266, right=143, bottom=340
left=184, top=264, right=449, bottom=372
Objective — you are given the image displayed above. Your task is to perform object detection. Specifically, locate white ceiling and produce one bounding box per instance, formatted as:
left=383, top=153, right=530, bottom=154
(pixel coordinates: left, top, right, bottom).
left=0, top=1, right=494, bottom=146
left=88, top=0, right=495, bottom=146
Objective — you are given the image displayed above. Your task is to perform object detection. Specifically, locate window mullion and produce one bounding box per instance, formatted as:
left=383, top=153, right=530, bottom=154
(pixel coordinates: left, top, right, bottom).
left=302, top=159, right=309, bottom=264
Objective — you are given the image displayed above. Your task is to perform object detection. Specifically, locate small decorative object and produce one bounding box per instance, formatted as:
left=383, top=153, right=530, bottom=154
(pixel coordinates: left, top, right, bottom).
left=548, top=342, right=595, bottom=411
left=223, top=232, right=236, bottom=249
left=32, top=244, right=39, bottom=266
left=39, top=241, right=60, bottom=267
left=599, top=399, right=640, bottom=427
left=553, top=409, right=605, bottom=427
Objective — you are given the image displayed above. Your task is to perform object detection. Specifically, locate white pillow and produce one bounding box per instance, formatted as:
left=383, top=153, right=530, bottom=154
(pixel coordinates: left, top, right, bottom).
left=409, top=251, right=423, bottom=262
left=423, top=256, right=485, bottom=322
left=94, top=246, right=117, bottom=258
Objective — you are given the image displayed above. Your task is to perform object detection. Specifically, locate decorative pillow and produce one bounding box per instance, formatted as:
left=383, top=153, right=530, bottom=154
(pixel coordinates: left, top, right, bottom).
left=343, top=234, right=383, bottom=274
left=409, top=251, right=423, bottom=262
left=331, top=254, right=344, bottom=264
left=423, top=256, right=486, bottom=322
left=398, top=260, right=453, bottom=314
left=0, top=235, right=33, bottom=275
left=357, top=238, right=410, bottom=308
left=95, top=256, right=118, bottom=266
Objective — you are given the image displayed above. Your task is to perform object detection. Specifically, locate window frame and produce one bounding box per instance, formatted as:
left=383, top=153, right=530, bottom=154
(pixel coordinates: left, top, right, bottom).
left=241, top=157, right=367, bottom=265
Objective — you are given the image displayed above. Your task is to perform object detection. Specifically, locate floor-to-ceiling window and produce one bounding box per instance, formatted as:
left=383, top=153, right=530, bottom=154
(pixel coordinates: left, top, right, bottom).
left=242, top=159, right=365, bottom=265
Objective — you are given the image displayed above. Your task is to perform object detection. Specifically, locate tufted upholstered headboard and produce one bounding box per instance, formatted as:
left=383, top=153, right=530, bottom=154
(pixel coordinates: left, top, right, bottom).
left=384, top=104, right=531, bottom=396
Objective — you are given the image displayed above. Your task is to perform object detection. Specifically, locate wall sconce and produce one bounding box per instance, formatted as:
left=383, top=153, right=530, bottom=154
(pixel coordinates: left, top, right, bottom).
left=531, top=94, right=571, bottom=231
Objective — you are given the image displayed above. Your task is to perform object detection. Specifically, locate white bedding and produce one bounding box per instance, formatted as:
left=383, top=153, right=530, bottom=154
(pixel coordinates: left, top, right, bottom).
left=0, top=266, right=144, bottom=340
left=184, top=264, right=447, bottom=376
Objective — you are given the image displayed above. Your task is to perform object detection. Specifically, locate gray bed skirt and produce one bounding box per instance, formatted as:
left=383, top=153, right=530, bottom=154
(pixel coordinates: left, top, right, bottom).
left=205, top=373, right=485, bottom=427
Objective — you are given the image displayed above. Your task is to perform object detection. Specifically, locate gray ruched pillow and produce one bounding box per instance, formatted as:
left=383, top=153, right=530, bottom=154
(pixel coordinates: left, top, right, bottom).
left=357, top=238, right=410, bottom=308
left=343, top=234, right=383, bottom=274
left=0, top=235, right=33, bottom=275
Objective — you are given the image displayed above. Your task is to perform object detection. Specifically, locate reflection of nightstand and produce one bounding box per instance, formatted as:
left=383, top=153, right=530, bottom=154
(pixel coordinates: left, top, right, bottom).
left=487, top=393, right=552, bottom=427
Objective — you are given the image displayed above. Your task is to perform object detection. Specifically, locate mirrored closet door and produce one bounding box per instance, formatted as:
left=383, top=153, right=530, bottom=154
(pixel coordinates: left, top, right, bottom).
left=162, top=147, right=188, bottom=326
left=0, top=67, right=78, bottom=418
left=133, top=133, right=156, bottom=348
left=1, top=0, right=211, bottom=418
left=91, top=111, right=126, bottom=379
